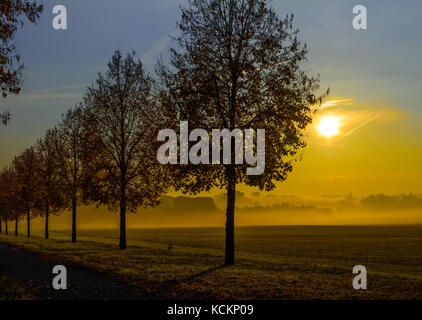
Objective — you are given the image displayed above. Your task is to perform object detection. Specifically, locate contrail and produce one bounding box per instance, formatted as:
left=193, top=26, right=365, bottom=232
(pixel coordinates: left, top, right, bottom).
left=342, top=114, right=381, bottom=138
left=320, top=18, right=337, bottom=35
left=33, top=84, right=88, bottom=93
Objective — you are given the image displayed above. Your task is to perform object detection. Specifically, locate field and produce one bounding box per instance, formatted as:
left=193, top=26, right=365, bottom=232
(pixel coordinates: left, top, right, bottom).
left=0, top=275, right=31, bottom=300
left=1, top=225, right=422, bottom=299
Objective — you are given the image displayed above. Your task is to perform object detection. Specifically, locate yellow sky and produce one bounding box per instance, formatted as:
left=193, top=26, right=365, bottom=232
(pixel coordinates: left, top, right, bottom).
left=262, top=97, right=422, bottom=197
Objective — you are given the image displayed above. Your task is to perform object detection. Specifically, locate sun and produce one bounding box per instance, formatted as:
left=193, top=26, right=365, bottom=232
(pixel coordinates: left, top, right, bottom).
left=317, top=116, right=341, bottom=138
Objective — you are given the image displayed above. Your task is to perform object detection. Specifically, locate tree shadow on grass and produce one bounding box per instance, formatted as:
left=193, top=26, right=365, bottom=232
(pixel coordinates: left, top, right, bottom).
left=166, top=264, right=227, bottom=286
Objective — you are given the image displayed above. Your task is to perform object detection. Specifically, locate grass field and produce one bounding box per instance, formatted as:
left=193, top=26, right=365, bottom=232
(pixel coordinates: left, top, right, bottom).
left=1, top=225, right=422, bottom=299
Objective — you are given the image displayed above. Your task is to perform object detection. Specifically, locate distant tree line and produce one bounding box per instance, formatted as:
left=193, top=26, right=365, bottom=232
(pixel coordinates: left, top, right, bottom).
left=361, top=194, right=422, bottom=211
left=0, top=0, right=326, bottom=265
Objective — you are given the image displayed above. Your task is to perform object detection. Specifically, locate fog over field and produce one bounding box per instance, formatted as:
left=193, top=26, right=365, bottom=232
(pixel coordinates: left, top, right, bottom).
left=28, top=192, right=422, bottom=230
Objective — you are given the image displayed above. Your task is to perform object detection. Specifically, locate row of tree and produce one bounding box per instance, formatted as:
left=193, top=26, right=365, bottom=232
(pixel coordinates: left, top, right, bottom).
left=0, top=0, right=326, bottom=265
left=0, top=50, right=167, bottom=249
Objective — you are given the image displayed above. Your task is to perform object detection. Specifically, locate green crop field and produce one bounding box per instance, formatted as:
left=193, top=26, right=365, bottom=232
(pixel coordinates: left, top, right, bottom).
left=1, top=225, right=422, bottom=299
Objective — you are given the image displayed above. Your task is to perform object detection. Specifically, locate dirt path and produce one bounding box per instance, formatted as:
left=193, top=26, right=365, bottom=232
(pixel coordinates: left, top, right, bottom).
left=0, top=243, right=151, bottom=300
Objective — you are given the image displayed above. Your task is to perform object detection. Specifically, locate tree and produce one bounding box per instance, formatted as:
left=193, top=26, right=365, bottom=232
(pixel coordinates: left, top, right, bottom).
left=51, top=107, right=87, bottom=243
left=0, top=168, right=13, bottom=234
left=1, top=0, right=43, bottom=124
left=83, top=50, right=168, bottom=249
left=13, top=146, right=39, bottom=238
left=0, top=169, right=9, bottom=235
left=157, top=0, right=327, bottom=265
left=35, top=129, right=66, bottom=239
left=0, top=166, right=21, bottom=236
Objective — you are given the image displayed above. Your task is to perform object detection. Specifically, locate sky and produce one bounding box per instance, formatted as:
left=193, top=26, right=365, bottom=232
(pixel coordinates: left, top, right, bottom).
left=1, top=0, right=421, bottom=198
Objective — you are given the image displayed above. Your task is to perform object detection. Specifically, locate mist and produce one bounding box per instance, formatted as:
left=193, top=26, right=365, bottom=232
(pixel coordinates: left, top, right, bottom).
left=27, top=192, right=422, bottom=230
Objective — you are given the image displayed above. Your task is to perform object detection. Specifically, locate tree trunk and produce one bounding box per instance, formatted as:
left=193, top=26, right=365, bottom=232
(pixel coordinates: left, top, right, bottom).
left=5, top=220, right=8, bottom=235
left=225, top=166, right=236, bottom=266
left=0, top=219, right=2, bottom=234
left=45, top=204, right=49, bottom=240
left=72, top=196, right=77, bottom=243
left=119, top=185, right=127, bottom=250
left=27, top=207, right=31, bottom=238
left=15, top=214, right=18, bottom=236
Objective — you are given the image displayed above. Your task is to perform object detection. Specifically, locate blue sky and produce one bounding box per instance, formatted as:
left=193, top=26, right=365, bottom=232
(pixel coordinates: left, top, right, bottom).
left=1, top=0, right=421, bottom=195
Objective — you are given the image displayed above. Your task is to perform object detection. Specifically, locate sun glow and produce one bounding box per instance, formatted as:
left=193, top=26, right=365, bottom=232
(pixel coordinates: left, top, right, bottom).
left=317, top=116, right=341, bottom=138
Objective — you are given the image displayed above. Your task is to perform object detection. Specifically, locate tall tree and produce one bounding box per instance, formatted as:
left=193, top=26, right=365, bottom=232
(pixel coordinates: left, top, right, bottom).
left=51, top=107, right=87, bottom=243
left=0, top=175, right=4, bottom=233
left=0, top=169, right=10, bottom=235
left=157, top=0, right=327, bottom=265
left=36, top=129, right=65, bottom=239
left=13, top=146, right=39, bottom=238
left=0, top=168, right=14, bottom=234
left=83, top=50, right=167, bottom=249
left=1, top=0, right=43, bottom=124
left=0, top=166, right=21, bottom=236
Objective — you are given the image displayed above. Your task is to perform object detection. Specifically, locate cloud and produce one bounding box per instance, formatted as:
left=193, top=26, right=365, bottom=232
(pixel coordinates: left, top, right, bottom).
left=16, top=84, right=87, bottom=101
left=310, top=99, right=404, bottom=143
left=319, top=97, right=353, bottom=110
left=33, top=84, right=88, bottom=93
